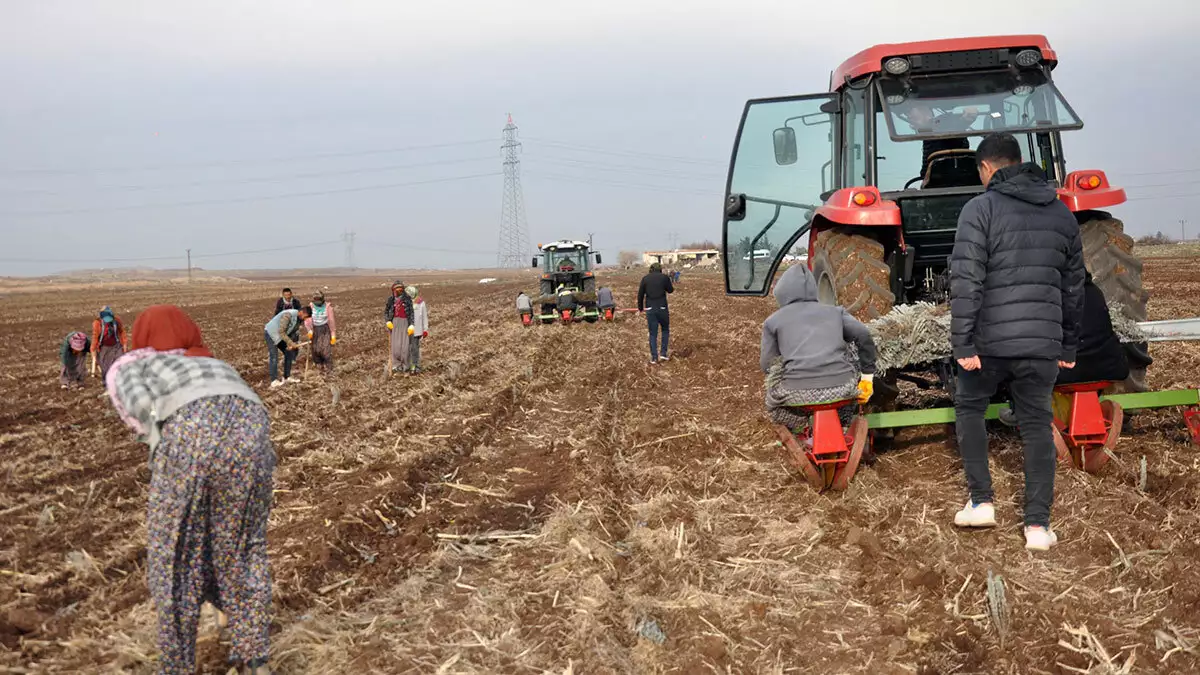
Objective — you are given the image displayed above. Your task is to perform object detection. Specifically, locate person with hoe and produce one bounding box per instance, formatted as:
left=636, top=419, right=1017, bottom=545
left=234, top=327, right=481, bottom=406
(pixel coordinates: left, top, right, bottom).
left=264, top=304, right=311, bottom=388
left=949, top=132, right=1085, bottom=552
left=105, top=305, right=274, bottom=675
left=384, top=280, right=414, bottom=373
left=637, top=262, right=674, bottom=364
left=91, top=305, right=127, bottom=380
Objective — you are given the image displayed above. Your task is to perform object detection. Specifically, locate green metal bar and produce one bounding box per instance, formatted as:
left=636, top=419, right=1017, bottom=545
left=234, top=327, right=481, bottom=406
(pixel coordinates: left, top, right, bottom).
left=865, top=389, right=1199, bottom=430
left=1102, top=389, right=1199, bottom=409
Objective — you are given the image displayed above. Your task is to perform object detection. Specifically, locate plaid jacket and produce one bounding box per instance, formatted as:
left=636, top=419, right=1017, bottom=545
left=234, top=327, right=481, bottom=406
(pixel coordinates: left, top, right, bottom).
left=107, top=350, right=263, bottom=450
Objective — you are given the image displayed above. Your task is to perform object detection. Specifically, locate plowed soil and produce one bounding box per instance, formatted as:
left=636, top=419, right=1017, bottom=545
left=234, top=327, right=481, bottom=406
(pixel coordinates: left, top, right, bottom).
left=2, top=259, right=1200, bottom=674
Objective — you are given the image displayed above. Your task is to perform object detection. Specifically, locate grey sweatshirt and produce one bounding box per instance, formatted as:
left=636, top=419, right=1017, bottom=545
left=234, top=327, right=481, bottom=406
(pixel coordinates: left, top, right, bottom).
left=760, top=264, right=877, bottom=389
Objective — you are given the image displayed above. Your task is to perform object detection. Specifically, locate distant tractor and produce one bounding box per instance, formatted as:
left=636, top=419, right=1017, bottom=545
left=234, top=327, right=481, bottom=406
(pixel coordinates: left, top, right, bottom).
left=722, top=34, right=1149, bottom=395
left=532, top=240, right=603, bottom=323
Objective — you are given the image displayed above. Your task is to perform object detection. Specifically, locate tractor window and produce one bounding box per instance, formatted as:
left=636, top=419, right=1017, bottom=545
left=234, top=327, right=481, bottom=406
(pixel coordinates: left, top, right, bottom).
left=875, top=129, right=1044, bottom=193
left=548, top=251, right=584, bottom=272
left=843, top=87, right=867, bottom=187
left=724, top=94, right=836, bottom=295
left=877, top=70, right=1082, bottom=141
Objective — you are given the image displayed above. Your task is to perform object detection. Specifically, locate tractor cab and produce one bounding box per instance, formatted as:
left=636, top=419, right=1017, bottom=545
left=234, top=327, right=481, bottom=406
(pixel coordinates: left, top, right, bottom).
left=721, top=36, right=1123, bottom=313
left=532, top=240, right=604, bottom=323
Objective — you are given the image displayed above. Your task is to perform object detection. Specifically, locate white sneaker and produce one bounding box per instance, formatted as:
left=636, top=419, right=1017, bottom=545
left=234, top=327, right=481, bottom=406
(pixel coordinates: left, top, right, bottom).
left=953, top=501, right=997, bottom=528
left=659, top=355, right=670, bottom=362
left=286, top=377, right=301, bottom=383
left=1024, top=525, right=1058, bottom=551
left=269, top=379, right=284, bottom=389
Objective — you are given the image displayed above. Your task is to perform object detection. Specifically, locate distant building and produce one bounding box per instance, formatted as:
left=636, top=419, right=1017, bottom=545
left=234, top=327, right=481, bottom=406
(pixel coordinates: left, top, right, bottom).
left=642, top=249, right=720, bottom=266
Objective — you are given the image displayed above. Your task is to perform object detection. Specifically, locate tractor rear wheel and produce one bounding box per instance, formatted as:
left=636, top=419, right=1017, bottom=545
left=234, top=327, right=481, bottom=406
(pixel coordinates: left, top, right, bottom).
left=809, top=229, right=895, bottom=322
left=1080, top=215, right=1150, bottom=393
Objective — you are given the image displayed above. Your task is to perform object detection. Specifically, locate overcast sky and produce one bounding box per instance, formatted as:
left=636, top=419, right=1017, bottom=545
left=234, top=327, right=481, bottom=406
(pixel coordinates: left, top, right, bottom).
left=1, top=1, right=1197, bottom=275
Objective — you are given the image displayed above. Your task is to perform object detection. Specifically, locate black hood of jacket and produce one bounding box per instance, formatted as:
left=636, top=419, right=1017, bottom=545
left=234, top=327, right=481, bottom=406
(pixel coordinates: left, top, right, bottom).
left=988, top=162, right=1059, bottom=206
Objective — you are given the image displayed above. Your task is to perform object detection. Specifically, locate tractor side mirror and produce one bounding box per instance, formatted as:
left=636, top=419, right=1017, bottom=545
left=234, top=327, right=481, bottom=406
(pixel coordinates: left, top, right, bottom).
left=773, top=126, right=798, bottom=166
left=531, top=257, right=539, bottom=268
left=594, top=253, right=602, bottom=265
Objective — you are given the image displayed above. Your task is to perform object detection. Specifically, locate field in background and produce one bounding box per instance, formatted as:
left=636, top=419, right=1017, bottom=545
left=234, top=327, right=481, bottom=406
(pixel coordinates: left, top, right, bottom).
left=2, top=260, right=1200, bottom=673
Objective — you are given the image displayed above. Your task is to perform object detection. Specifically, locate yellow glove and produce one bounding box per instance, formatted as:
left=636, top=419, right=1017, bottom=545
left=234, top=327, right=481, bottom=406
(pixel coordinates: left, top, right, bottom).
left=386, top=321, right=394, bottom=331
left=330, top=335, right=337, bottom=345
left=407, top=325, right=415, bottom=336
left=856, top=374, right=874, bottom=403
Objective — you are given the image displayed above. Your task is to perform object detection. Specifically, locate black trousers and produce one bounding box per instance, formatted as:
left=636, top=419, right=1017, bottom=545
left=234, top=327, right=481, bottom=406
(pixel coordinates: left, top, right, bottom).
left=646, top=308, right=669, bottom=361
left=955, top=357, right=1058, bottom=527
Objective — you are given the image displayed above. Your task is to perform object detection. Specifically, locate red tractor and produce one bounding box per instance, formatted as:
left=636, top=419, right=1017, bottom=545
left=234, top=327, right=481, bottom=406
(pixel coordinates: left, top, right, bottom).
left=723, top=36, right=1150, bottom=485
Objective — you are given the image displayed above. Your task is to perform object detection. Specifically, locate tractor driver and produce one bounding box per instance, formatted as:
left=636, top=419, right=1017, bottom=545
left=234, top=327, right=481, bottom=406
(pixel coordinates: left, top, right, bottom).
left=901, top=102, right=981, bottom=181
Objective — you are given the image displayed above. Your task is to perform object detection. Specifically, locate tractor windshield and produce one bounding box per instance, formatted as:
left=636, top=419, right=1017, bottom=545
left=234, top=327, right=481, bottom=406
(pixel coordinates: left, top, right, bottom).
left=877, top=69, right=1081, bottom=141
left=546, top=250, right=587, bottom=273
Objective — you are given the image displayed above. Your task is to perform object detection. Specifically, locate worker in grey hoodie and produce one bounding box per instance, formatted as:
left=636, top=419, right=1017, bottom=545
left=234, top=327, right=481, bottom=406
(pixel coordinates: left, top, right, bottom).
left=761, top=264, right=877, bottom=431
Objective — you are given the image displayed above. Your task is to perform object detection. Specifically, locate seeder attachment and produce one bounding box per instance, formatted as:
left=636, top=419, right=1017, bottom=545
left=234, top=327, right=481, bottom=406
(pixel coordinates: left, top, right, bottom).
left=774, top=400, right=869, bottom=492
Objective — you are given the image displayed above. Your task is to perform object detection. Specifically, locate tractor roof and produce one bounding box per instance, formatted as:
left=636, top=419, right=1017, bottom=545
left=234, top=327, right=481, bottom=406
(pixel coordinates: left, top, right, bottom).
left=830, top=34, right=1057, bottom=90
left=541, top=240, right=590, bottom=251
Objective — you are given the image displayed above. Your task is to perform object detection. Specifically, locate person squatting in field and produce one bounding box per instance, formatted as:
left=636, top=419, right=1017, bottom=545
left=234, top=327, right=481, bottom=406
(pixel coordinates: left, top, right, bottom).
left=59, top=331, right=90, bottom=388
left=304, top=291, right=337, bottom=375
left=264, top=304, right=311, bottom=387
left=516, top=291, right=533, bottom=321
left=384, top=280, right=414, bottom=373
left=406, top=285, right=429, bottom=373
left=105, top=305, right=274, bottom=675
left=760, top=263, right=877, bottom=431
left=92, top=306, right=127, bottom=380
left=637, top=262, right=675, bottom=363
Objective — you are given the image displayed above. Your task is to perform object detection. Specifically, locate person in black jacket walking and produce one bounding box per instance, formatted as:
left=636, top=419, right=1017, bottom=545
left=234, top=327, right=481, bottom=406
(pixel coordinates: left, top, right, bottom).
left=637, top=262, right=674, bottom=364
left=949, top=133, right=1085, bottom=552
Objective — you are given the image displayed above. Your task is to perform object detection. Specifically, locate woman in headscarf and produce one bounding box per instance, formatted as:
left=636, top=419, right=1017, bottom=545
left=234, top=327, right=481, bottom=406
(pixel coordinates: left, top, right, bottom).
left=304, top=290, right=337, bottom=375
left=59, top=331, right=90, bottom=388
left=105, top=305, right=274, bottom=675
left=384, top=280, right=414, bottom=374
left=406, top=285, right=429, bottom=374
left=91, top=306, right=127, bottom=379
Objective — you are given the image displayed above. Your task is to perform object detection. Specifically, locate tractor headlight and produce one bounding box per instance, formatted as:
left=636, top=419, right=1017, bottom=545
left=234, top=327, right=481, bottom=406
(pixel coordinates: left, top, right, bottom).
left=1014, top=49, right=1042, bottom=67
left=1012, top=84, right=1035, bottom=96
left=884, top=57, right=911, bottom=75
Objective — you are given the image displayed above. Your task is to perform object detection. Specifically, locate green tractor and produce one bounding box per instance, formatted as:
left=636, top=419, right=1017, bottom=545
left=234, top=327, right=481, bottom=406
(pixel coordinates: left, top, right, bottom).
left=722, top=34, right=1149, bottom=395
left=532, top=240, right=603, bottom=323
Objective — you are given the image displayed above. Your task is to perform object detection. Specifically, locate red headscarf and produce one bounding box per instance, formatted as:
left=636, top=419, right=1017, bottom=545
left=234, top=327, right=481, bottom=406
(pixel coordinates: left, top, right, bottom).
left=131, top=305, right=213, bottom=358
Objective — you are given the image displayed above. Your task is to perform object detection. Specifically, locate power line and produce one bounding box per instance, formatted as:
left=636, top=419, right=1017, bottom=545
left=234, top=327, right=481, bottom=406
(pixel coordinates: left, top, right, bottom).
left=0, top=139, right=498, bottom=175
left=523, top=170, right=721, bottom=197
left=0, top=239, right=342, bottom=264
left=522, top=138, right=726, bottom=166
left=1, top=172, right=501, bottom=217
left=359, top=240, right=494, bottom=255
left=57, top=155, right=497, bottom=194
left=525, top=154, right=725, bottom=180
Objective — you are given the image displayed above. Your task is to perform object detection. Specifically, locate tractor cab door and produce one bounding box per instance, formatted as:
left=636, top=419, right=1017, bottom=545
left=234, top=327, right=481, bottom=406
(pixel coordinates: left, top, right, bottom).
left=724, top=94, right=837, bottom=296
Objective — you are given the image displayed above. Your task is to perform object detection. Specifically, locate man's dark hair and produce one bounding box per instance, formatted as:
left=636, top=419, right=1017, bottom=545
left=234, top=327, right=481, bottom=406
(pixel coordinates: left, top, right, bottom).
left=282, top=287, right=292, bottom=294
left=976, top=133, right=1022, bottom=168
left=649, top=262, right=662, bottom=273
left=298, top=305, right=312, bottom=316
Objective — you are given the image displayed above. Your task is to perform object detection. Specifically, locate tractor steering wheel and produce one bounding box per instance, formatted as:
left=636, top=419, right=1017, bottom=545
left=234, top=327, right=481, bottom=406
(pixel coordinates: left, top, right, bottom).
left=904, top=176, right=923, bottom=190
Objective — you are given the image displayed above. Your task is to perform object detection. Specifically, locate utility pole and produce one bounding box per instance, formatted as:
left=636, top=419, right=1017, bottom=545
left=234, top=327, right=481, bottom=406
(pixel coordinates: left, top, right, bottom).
left=186, top=248, right=192, bottom=283
left=496, top=114, right=532, bottom=268
left=668, top=231, right=680, bottom=250
left=587, top=232, right=594, bottom=249
left=1182, top=219, right=1188, bottom=243
left=341, top=230, right=357, bottom=269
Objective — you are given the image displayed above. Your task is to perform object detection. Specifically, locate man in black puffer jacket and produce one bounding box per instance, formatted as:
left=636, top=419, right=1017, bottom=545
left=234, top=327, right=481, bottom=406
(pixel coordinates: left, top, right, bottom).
left=948, top=133, right=1085, bottom=552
